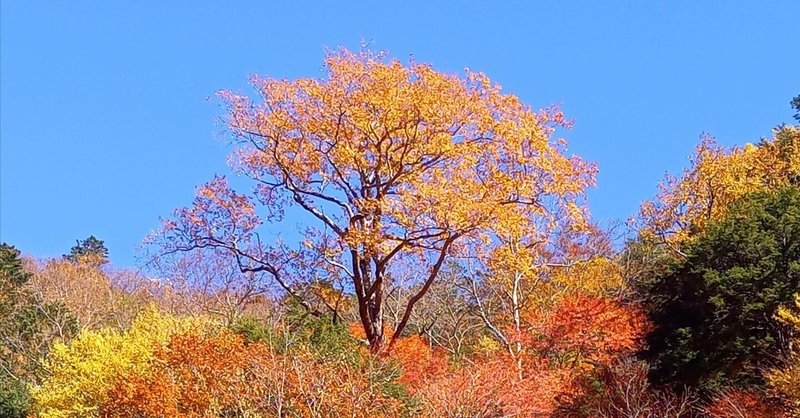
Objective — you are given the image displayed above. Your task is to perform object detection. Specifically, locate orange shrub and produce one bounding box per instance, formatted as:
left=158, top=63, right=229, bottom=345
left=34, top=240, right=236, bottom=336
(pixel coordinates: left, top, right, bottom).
left=536, top=293, right=648, bottom=366
left=390, top=334, right=448, bottom=390
left=416, top=355, right=576, bottom=417
left=101, top=329, right=406, bottom=417
left=101, top=331, right=256, bottom=417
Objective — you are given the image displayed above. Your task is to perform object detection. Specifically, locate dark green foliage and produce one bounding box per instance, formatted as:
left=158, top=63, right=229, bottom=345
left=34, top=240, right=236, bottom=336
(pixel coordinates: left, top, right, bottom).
left=0, top=244, right=31, bottom=288
left=640, top=187, right=800, bottom=392
left=286, top=300, right=360, bottom=358
left=230, top=308, right=359, bottom=357
left=299, top=314, right=358, bottom=357
left=5, top=300, right=79, bottom=370
left=1, top=244, right=32, bottom=327
left=0, top=243, right=79, bottom=416
left=229, top=316, right=276, bottom=345
left=64, top=235, right=108, bottom=264
left=0, top=244, right=35, bottom=417
left=0, top=376, right=30, bottom=418
left=792, top=94, right=800, bottom=122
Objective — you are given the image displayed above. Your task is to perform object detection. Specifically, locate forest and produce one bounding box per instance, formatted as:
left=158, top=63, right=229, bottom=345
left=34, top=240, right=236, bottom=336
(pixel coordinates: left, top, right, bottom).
left=1, top=50, right=799, bottom=417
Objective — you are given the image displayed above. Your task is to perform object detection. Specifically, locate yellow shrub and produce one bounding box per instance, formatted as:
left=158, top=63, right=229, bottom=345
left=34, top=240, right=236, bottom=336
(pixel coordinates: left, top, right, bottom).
left=30, top=307, right=217, bottom=418
left=767, top=354, right=800, bottom=414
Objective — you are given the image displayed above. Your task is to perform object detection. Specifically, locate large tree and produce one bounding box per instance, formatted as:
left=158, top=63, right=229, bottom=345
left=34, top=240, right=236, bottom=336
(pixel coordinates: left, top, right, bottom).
left=641, top=186, right=800, bottom=391
left=152, top=49, right=595, bottom=352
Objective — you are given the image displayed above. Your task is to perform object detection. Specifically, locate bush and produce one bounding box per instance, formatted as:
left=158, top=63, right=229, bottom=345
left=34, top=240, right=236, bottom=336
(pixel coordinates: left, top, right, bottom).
left=0, top=377, right=30, bottom=418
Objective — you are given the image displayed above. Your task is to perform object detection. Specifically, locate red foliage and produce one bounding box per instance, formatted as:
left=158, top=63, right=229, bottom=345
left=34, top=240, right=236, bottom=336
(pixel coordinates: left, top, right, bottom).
left=390, top=335, right=449, bottom=389
left=537, top=293, right=648, bottom=365
left=416, top=354, right=577, bottom=417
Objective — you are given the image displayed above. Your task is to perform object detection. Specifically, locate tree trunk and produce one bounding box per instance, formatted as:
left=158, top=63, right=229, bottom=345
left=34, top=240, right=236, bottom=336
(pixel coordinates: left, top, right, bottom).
left=368, top=313, right=385, bottom=354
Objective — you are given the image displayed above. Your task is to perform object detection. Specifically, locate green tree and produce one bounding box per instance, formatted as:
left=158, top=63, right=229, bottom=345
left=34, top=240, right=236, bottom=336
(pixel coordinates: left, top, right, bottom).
left=791, top=94, right=800, bottom=122
left=0, top=244, right=31, bottom=287
left=1, top=244, right=78, bottom=418
left=64, top=235, right=108, bottom=265
left=640, top=187, right=800, bottom=392
left=0, top=244, right=33, bottom=418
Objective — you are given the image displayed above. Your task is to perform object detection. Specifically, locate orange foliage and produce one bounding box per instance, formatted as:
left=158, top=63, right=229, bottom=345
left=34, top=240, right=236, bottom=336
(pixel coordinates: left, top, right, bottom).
left=101, top=331, right=256, bottom=417
left=416, top=355, right=576, bottom=417
left=159, top=48, right=596, bottom=352
left=390, top=335, right=448, bottom=389
left=704, top=390, right=786, bottom=418
left=536, top=293, right=647, bottom=366
left=102, top=373, right=180, bottom=418
left=101, top=329, right=405, bottom=417
left=348, top=324, right=447, bottom=390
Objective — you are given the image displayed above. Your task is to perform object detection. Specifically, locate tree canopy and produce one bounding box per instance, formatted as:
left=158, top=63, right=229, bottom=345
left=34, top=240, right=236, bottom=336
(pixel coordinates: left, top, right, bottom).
left=641, top=186, right=800, bottom=391
left=152, top=49, right=596, bottom=352
left=64, top=236, right=109, bottom=265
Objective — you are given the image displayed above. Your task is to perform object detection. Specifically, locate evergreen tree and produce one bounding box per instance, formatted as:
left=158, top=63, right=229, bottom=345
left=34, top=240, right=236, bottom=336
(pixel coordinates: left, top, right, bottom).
left=64, top=235, right=109, bottom=265
left=1, top=243, right=78, bottom=418
left=640, top=187, right=800, bottom=392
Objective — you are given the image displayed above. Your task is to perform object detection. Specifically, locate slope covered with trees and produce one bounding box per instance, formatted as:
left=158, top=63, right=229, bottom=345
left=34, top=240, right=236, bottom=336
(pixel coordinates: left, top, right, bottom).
left=1, top=49, right=798, bottom=417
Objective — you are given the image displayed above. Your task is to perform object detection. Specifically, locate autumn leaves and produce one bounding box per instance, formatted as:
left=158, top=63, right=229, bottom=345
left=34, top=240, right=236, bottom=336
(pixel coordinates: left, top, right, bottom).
left=156, top=48, right=597, bottom=354
left=5, top=49, right=800, bottom=417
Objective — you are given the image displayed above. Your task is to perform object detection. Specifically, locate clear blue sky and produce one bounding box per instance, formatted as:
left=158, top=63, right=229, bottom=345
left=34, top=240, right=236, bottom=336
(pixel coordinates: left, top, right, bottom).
left=2, top=1, right=798, bottom=267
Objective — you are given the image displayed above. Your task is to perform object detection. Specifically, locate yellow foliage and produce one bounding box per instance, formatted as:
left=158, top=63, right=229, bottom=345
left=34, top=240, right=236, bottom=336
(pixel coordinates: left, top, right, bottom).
left=638, top=126, right=799, bottom=246
left=307, top=281, right=352, bottom=313
left=176, top=48, right=599, bottom=350
left=550, top=256, right=625, bottom=296
left=220, top=48, right=596, bottom=261
left=475, top=335, right=502, bottom=355
left=768, top=354, right=800, bottom=415
left=767, top=294, right=800, bottom=414
left=776, top=293, right=800, bottom=329
left=30, top=308, right=217, bottom=418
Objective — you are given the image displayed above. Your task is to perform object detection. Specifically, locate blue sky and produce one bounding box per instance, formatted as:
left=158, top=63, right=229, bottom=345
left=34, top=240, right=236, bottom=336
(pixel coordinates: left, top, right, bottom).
left=2, top=1, right=798, bottom=267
